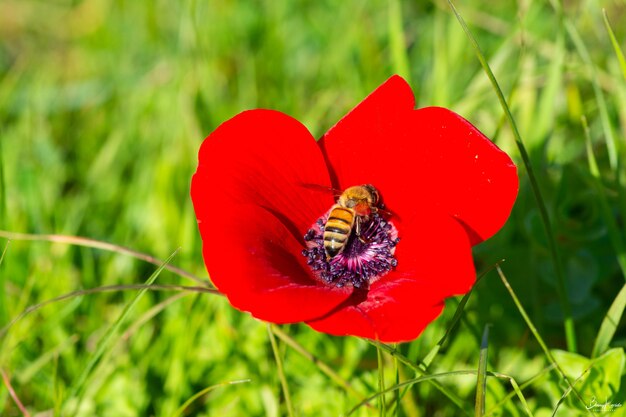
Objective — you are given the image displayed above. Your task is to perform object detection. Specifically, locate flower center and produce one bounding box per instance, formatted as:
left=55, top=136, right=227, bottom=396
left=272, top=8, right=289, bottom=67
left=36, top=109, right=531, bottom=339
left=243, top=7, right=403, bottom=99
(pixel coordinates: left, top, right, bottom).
left=301, top=210, right=400, bottom=288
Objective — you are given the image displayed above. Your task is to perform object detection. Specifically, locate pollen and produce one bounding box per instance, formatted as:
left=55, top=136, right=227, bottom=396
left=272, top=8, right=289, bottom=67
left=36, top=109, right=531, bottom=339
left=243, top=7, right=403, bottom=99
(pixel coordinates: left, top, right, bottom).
left=301, top=211, right=400, bottom=288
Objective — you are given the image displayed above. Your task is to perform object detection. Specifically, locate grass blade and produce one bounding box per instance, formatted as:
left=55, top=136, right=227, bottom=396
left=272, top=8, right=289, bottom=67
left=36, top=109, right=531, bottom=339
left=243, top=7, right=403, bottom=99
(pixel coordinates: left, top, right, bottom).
left=0, top=230, right=209, bottom=286
left=1, top=368, right=32, bottom=417
left=490, top=371, right=534, bottom=417
left=0, top=240, right=9, bottom=328
left=486, top=365, right=555, bottom=416
left=388, top=0, right=411, bottom=83
left=173, top=379, right=251, bottom=417
left=65, top=249, right=180, bottom=412
left=0, top=284, right=217, bottom=339
left=447, top=0, right=577, bottom=353
left=591, top=283, right=626, bottom=358
left=602, top=9, right=626, bottom=80
left=270, top=325, right=368, bottom=404
left=348, top=369, right=532, bottom=417
left=562, top=18, right=617, bottom=170
left=267, top=324, right=295, bottom=417
left=347, top=370, right=476, bottom=416
left=0, top=137, right=5, bottom=230
left=392, top=343, right=400, bottom=417
left=17, top=335, right=80, bottom=384
left=370, top=340, right=472, bottom=415
left=376, top=343, right=387, bottom=416
left=550, top=365, right=591, bottom=417
left=475, top=325, right=490, bottom=416
left=495, top=266, right=593, bottom=415
left=582, top=116, right=626, bottom=276
left=422, top=262, right=499, bottom=369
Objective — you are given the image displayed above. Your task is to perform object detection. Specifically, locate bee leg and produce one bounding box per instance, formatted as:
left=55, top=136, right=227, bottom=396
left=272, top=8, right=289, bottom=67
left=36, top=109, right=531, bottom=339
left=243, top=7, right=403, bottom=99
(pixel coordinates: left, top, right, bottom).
left=356, top=217, right=371, bottom=243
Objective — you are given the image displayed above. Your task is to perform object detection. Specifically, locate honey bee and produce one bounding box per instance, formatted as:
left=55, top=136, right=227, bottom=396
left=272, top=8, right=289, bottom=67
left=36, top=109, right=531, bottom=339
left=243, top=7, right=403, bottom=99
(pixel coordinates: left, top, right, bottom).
left=323, top=184, right=381, bottom=259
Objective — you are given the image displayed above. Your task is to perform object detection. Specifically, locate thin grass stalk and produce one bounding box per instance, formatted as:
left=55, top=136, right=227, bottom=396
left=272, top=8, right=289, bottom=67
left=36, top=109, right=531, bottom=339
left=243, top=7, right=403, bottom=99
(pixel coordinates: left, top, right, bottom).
left=388, top=0, right=411, bottom=83
left=602, top=9, right=626, bottom=80
left=475, top=326, right=489, bottom=416
left=347, top=370, right=475, bottom=416
left=565, top=20, right=618, bottom=171
left=0, top=137, right=5, bottom=230
left=396, top=365, right=420, bottom=417
left=173, top=379, right=251, bottom=417
left=122, top=292, right=188, bottom=341
left=601, top=8, right=626, bottom=249
left=370, top=341, right=471, bottom=415
left=582, top=116, right=626, bottom=277
left=348, top=369, right=532, bottom=417
left=422, top=262, right=499, bottom=369
left=377, top=344, right=387, bottom=416
left=552, top=1, right=626, bottom=243
left=0, top=238, right=9, bottom=329
left=562, top=19, right=618, bottom=170
left=267, top=325, right=295, bottom=417
left=550, top=363, right=593, bottom=417
left=65, top=250, right=179, bottom=412
left=0, top=231, right=209, bottom=286
left=53, top=354, right=62, bottom=416
left=1, top=368, right=32, bottom=417
left=447, top=0, right=577, bottom=352
left=17, top=335, right=80, bottom=385
left=0, top=240, right=7, bottom=266
left=496, top=266, right=593, bottom=415
left=485, top=364, right=555, bottom=416
left=392, top=343, right=400, bottom=417
left=591, top=282, right=626, bottom=358
left=0, top=284, right=218, bottom=339
left=489, top=372, right=534, bottom=417
left=564, top=17, right=626, bottom=240
left=271, top=327, right=373, bottom=409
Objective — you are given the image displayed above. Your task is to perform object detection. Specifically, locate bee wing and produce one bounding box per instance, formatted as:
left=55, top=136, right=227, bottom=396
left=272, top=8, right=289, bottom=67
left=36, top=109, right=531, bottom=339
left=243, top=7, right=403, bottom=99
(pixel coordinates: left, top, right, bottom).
left=375, top=204, right=400, bottom=221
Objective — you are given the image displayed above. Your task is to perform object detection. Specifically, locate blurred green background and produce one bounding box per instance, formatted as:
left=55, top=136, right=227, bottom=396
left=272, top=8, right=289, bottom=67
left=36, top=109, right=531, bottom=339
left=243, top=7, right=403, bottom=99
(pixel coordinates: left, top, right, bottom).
left=1, top=0, right=625, bottom=416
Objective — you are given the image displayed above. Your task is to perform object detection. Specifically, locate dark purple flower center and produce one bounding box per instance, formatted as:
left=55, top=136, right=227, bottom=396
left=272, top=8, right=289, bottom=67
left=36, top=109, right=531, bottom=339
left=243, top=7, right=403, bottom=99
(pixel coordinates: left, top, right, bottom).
left=301, top=211, right=400, bottom=288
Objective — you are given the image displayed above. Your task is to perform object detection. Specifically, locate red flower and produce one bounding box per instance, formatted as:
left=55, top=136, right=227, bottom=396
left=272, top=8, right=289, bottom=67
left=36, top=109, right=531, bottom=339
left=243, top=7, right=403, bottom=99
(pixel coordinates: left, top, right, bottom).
left=191, top=75, right=518, bottom=343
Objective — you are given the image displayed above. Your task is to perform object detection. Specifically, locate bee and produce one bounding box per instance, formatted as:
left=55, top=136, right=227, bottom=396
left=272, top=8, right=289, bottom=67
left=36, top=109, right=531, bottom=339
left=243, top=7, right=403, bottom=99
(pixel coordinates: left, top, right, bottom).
left=323, top=184, right=381, bottom=260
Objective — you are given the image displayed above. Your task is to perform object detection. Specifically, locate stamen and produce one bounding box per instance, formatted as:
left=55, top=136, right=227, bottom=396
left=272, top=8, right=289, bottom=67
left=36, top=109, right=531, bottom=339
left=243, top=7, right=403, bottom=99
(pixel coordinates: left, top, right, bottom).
left=301, top=211, right=399, bottom=288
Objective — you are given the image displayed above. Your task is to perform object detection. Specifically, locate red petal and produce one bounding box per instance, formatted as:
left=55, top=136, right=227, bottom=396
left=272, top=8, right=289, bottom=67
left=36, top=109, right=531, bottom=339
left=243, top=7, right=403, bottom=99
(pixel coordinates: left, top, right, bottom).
left=306, top=282, right=445, bottom=343
left=320, top=76, right=518, bottom=245
left=306, top=210, right=475, bottom=342
left=191, top=110, right=352, bottom=322
left=318, top=75, right=415, bottom=187
left=193, top=109, right=335, bottom=240
left=194, top=202, right=353, bottom=323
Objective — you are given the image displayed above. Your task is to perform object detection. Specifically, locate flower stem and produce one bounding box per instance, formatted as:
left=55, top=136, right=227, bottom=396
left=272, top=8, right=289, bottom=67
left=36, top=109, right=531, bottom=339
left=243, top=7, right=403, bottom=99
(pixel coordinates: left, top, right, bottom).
left=447, top=0, right=577, bottom=353
left=267, top=325, right=295, bottom=417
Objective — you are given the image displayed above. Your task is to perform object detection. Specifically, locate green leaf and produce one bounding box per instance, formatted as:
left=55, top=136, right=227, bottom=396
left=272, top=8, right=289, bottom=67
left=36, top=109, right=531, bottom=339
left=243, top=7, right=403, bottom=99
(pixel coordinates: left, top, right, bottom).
left=550, top=348, right=625, bottom=413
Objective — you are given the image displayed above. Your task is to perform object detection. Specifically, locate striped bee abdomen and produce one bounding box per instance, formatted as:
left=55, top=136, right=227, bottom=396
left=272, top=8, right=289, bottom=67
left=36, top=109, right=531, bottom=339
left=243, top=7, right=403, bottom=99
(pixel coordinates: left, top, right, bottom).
left=323, top=205, right=355, bottom=259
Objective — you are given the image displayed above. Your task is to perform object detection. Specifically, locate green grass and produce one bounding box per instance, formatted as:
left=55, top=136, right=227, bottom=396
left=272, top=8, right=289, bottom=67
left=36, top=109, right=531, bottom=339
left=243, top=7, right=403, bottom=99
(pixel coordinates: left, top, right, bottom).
left=1, top=0, right=626, bottom=416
